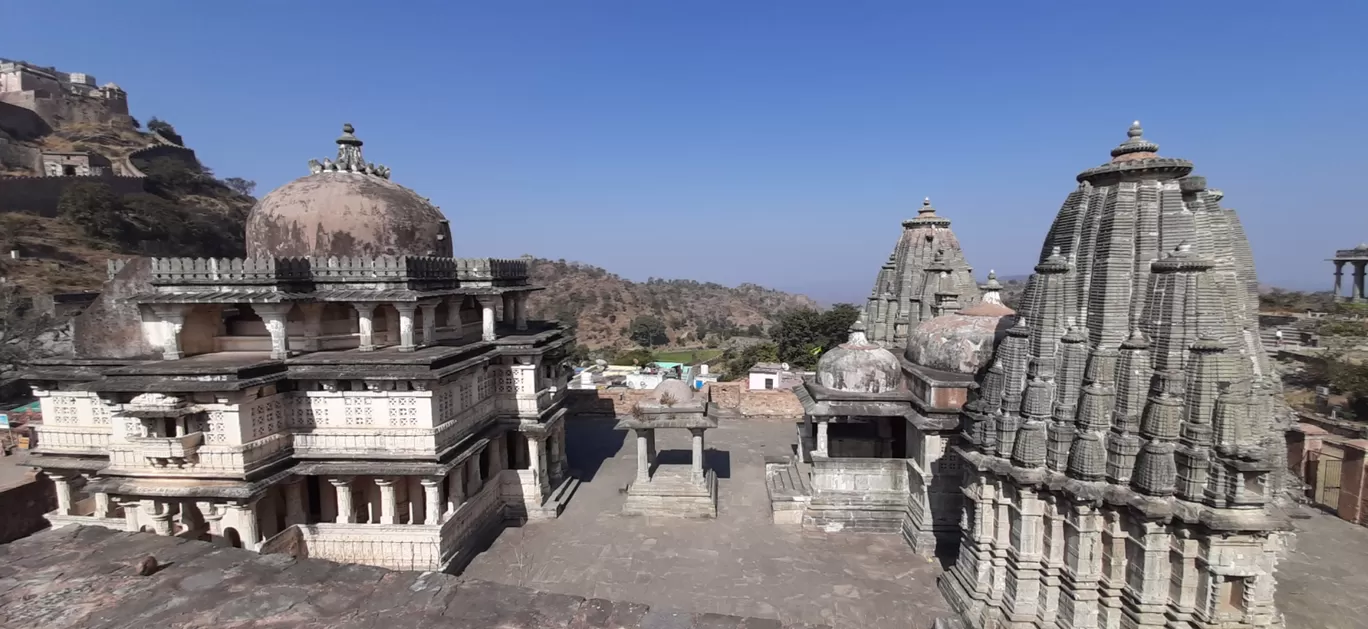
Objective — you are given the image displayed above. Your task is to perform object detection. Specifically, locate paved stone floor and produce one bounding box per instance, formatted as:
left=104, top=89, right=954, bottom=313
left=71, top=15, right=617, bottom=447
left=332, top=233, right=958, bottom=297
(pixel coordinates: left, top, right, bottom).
left=463, top=417, right=951, bottom=629
left=0, top=450, right=33, bottom=490
left=1277, top=507, right=1368, bottom=629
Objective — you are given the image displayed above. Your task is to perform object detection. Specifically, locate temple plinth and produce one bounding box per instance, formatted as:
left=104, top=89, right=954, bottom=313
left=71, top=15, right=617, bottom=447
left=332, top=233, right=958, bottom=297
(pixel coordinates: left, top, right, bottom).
left=615, top=380, right=718, bottom=518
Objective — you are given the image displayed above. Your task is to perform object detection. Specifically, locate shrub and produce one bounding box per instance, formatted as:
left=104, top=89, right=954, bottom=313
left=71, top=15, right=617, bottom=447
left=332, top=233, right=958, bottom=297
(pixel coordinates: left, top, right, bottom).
left=58, top=182, right=126, bottom=241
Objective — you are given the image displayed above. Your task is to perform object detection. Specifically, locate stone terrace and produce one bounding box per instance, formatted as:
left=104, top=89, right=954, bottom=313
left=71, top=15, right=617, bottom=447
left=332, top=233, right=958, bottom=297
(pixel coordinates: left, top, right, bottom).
left=0, top=525, right=826, bottom=629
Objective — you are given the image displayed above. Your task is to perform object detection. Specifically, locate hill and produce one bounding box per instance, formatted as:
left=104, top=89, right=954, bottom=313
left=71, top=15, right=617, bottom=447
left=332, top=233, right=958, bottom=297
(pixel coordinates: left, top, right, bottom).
left=526, top=259, right=819, bottom=350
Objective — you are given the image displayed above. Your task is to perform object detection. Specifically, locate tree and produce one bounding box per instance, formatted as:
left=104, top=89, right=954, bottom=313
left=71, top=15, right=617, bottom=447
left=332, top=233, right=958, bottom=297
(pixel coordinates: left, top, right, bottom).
left=58, top=181, right=126, bottom=241
left=146, top=117, right=184, bottom=145
left=768, top=303, right=860, bottom=370
left=718, top=342, right=779, bottom=381
left=141, top=157, right=205, bottom=195
left=628, top=315, right=668, bottom=348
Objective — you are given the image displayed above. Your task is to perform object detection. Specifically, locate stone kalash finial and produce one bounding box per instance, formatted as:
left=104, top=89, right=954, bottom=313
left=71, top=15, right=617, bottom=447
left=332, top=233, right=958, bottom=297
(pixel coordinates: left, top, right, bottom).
left=846, top=320, right=873, bottom=347
left=1109, top=120, right=1160, bottom=162
left=307, top=123, right=392, bottom=178
left=905, top=196, right=951, bottom=228
left=982, top=270, right=1004, bottom=305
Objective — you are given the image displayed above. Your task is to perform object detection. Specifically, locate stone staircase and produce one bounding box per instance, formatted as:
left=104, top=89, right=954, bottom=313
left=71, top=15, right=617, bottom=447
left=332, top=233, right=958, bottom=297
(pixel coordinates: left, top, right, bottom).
left=765, top=456, right=811, bottom=524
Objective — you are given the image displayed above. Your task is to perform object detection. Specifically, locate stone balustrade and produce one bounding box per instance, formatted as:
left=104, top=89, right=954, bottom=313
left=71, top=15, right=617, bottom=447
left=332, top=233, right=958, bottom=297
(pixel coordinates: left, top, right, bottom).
left=31, top=424, right=111, bottom=454
left=105, top=434, right=291, bottom=476
left=148, top=255, right=530, bottom=285
left=131, top=432, right=204, bottom=465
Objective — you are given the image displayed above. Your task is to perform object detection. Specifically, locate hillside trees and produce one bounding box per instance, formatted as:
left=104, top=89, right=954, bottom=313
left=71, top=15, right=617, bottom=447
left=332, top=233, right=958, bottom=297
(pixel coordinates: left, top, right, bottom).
left=768, top=303, right=861, bottom=369
left=629, top=315, right=668, bottom=347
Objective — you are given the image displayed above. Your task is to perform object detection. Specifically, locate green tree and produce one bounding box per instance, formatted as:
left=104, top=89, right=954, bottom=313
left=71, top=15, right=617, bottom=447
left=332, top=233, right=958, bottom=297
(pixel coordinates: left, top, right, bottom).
left=146, top=117, right=184, bottom=145
left=718, top=342, right=779, bottom=381
left=222, top=177, right=257, bottom=197
left=768, top=303, right=860, bottom=369
left=628, top=315, right=668, bottom=348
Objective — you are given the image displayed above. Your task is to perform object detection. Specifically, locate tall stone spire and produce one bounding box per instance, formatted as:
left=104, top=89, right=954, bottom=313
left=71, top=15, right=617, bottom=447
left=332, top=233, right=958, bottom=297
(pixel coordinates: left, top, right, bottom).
left=940, top=123, right=1289, bottom=629
left=862, top=197, right=981, bottom=348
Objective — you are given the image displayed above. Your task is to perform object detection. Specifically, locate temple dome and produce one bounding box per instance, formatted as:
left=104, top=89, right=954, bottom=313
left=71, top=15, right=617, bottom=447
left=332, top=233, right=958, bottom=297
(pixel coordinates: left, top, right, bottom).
left=904, top=271, right=1015, bottom=374
left=816, top=321, right=902, bottom=393
left=245, top=124, right=452, bottom=259
left=649, top=378, right=696, bottom=405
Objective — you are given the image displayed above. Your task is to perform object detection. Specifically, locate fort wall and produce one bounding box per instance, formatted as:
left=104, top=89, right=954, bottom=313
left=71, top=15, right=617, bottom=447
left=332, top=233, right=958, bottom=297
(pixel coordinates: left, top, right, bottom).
left=0, top=174, right=145, bottom=215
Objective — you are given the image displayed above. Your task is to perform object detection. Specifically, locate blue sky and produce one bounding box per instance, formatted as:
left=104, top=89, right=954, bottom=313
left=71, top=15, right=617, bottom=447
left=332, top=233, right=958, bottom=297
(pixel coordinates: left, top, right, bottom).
left=7, top=1, right=1366, bottom=302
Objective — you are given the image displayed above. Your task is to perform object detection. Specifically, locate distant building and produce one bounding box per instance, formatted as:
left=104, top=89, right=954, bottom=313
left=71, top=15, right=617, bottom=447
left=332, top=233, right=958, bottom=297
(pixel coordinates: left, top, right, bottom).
left=41, top=151, right=110, bottom=177
left=748, top=362, right=802, bottom=390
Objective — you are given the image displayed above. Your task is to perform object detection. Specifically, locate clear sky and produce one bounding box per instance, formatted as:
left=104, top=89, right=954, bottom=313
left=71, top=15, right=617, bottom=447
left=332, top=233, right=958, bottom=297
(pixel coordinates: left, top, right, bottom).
left=7, top=1, right=1366, bottom=303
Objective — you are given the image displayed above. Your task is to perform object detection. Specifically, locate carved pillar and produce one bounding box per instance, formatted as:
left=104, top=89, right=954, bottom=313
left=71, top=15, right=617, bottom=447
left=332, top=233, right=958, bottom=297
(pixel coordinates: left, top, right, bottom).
left=201, top=502, right=224, bottom=536
left=816, top=419, right=829, bottom=457
left=478, top=297, right=497, bottom=341
left=421, top=478, right=443, bottom=525
left=119, top=498, right=140, bottom=532
left=514, top=292, right=528, bottom=331
left=233, top=501, right=260, bottom=550
left=153, top=305, right=190, bottom=360
left=1334, top=261, right=1346, bottom=300
left=52, top=472, right=74, bottom=515
left=528, top=435, right=543, bottom=491
left=446, top=296, right=463, bottom=332
left=447, top=466, right=465, bottom=513
left=1355, top=261, right=1367, bottom=302
left=329, top=477, right=354, bottom=523
left=299, top=303, right=324, bottom=352
left=502, top=293, right=515, bottom=324
left=635, top=429, right=651, bottom=484
left=395, top=303, right=417, bottom=352
left=94, top=491, right=113, bottom=519
left=255, top=303, right=292, bottom=360
left=354, top=303, right=377, bottom=351
left=690, top=428, right=706, bottom=483
left=283, top=478, right=306, bottom=526
left=376, top=477, right=397, bottom=524
left=419, top=300, right=439, bottom=347
left=149, top=501, right=173, bottom=536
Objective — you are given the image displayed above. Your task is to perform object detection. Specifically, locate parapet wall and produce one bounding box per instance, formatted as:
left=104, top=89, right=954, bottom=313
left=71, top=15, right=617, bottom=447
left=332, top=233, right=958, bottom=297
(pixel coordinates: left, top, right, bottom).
left=0, top=475, right=56, bottom=544
left=564, top=382, right=803, bottom=419
left=126, top=141, right=197, bottom=174
left=0, top=174, right=145, bottom=215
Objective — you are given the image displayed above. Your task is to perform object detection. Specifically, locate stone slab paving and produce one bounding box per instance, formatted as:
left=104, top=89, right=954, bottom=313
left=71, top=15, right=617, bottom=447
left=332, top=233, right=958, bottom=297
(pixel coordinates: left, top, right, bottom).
left=463, top=417, right=951, bottom=629
left=0, top=525, right=822, bottom=629
left=1276, top=508, right=1368, bottom=629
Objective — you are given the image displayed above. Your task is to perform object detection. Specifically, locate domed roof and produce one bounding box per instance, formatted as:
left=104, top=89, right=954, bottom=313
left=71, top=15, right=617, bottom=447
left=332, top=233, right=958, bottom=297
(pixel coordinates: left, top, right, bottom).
left=649, top=379, right=696, bottom=405
left=816, top=321, right=902, bottom=393
left=245, top=124, right=452, bottom=259
left=904, top=270, right=1016, bottom=374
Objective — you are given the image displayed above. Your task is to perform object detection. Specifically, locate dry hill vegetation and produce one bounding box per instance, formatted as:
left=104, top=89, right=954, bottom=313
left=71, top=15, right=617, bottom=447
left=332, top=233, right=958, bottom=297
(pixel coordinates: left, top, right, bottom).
left=0, top=118, right=255, bottom=291
left=526, top=259, right=818, bottom=350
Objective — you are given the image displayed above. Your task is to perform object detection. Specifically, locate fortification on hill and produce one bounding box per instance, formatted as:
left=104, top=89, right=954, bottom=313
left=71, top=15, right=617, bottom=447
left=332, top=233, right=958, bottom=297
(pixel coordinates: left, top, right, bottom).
left=0, top=58, right=131, bottom=128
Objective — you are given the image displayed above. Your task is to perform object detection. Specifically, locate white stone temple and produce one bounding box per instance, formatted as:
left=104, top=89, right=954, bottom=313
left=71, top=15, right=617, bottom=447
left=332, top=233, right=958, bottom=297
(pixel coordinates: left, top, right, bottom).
left=21, top=125, right=579, bottom=572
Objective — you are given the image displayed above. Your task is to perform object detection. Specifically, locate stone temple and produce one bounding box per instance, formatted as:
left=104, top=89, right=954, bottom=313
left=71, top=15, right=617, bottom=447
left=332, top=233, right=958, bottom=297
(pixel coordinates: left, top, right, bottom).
left=20, top=125, right=578, bottom=572
left=862, top=198, right=982, bottom=348
left=940, top=123, right=1289, bottom=629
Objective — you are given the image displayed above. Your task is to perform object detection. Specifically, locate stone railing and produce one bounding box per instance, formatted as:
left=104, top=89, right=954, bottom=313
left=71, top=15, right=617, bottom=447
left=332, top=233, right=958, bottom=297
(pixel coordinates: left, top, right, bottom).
left=148, top=255, right=529, bottom=285
left=30, top=425, right=111, bottom=455
left=131, top=432, right=204, bottom=464
left=1335, top=248, right=1368, bottom=259
left=105, top=433, right=290, bottom=476
left=284, top=522, right=443, bottom=572
left=438, top=476, right=504, bottom=562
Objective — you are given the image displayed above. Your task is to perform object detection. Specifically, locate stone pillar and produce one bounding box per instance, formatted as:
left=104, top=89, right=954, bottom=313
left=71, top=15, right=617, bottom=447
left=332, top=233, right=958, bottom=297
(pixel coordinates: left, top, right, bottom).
left=514, top=292, right=528, bottom=331
left=502, top=293, right=515, bottom=324
left=283, top=478, right=306, bottom=526
left=119, top=499, right=141, bottom=532
left=479, top=297, right=497, bottom=341
left=330, top=477, right=354, bottom=523
left=1334, top=261, right=1346, bottom=300
left=299, top=303, right=324, bottom=352
left=201, top=502, right=224, bottom=536
left=816, top=420, right=829, bottom=457
left=446, top=296, right=463, bottom=331
left=255, top=303, right=292, bottom=360
left=395, top=303, right=417, bottom=352
left=690, top=428, right=706, bottom=483
left=528, top=435, right=543, bottom=491
left=635, top=429, right=651, bottom=484
left=466, top=455, right=483, bottom=496
left=352, top=303, right=378, bottom=351
left=181, top=500, right=205, bottom=534
left=376, top=477, right=397, bottom=524
left=155, top=306, right=190, bottom=360
left=234, top=501, right=260, bottom=550
left=447, top=466, right=465, bottom=513
left=149, top=501, right=173, bottom=536
left=646, top=430, right=657, bottom=465
left=421, top=478, right=443, bottom=525
left=1356, top=261, right=1367, bottom=302
left=94, top=491, right=113, bottom=519
left=419, top=301, right=438, bottom=347
left=52, top=473, right=74, bottom=515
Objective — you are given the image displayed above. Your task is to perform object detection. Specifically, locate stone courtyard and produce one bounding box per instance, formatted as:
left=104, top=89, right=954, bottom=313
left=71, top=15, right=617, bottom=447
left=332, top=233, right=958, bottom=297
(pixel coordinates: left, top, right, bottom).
left=459, top=417, right=1368, bottom=629
left=463, top=417, right=954, bottom=628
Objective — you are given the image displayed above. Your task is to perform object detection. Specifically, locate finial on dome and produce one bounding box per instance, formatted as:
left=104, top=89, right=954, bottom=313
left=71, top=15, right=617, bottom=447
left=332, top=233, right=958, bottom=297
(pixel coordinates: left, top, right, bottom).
left=310, top=123, right=391, bottom=179
left=982, top=269, right=1003, bottom=304
left=918, top=197, right=936, bottom=215
left=847, top=320, right=871, bottom=345
left=1110, top=120, right=1160, bottom=160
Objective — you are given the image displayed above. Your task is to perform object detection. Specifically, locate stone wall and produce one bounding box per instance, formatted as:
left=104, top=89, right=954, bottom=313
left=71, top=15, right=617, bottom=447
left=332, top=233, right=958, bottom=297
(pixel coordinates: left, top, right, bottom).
left=126, top=142, right=198, bottom=174
left=0, top=90, right=130, bottom=128
left=0, top=174, right=145, bottom=215
left=0, top=100, right=51, bottom=139
left=0, top=475, right=56, bottom=544
left=564, top=389, right=655, bottom=416
left=708, top=382, right=804, bottom=418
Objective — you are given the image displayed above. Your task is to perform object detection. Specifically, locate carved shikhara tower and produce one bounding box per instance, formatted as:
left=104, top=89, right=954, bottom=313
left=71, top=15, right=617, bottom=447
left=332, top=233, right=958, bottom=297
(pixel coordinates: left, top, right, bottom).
left=864, top=198, right=982, bottom=348
left=23, top=125, right=579, bottom=573
left=940, top=123, right=1289, bottom=629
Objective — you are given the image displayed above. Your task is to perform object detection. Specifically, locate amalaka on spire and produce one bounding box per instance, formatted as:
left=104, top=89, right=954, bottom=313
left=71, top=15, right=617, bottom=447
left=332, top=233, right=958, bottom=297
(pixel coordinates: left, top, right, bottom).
left=1109, top=119, right=1160, bottom=161
left=308, top=123, right=391, bottom=179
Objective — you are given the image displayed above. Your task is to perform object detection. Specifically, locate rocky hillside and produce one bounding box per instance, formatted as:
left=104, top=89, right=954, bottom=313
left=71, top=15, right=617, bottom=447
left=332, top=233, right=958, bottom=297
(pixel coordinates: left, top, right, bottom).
left=526, top=259, right=818, bottom=349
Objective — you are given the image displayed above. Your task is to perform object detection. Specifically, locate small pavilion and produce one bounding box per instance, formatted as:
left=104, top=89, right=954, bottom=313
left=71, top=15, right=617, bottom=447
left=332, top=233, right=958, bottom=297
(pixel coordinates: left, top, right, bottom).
left=615, top=379, right=718, bottom=518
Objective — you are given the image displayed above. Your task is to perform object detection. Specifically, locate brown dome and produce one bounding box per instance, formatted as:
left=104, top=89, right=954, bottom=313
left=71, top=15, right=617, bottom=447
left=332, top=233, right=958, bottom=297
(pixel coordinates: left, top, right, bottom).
left=903, top=271, right=1015, bottom=374
left=244, top=125, right=452, bottom=259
